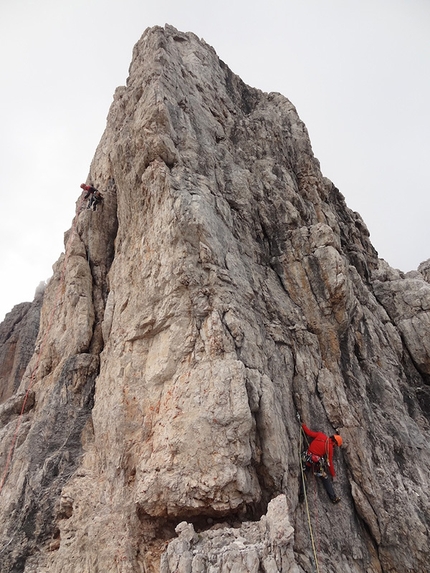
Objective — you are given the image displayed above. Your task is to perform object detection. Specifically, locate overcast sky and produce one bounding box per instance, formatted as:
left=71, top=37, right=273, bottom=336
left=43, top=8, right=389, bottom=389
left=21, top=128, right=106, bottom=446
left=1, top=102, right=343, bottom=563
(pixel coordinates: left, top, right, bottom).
left=1, top=0, right=429, bottom=321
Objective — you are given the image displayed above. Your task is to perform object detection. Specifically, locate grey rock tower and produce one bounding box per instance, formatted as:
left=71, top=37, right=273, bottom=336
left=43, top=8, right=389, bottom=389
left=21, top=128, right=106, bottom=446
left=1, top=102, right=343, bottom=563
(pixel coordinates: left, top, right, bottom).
left=0, top=24, right=429, bottom=573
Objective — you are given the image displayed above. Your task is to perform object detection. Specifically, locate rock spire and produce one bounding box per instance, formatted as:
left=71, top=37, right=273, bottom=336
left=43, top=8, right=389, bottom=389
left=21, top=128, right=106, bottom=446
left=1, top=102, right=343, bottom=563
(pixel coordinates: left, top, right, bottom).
left=0, top=24, right=429, bottom=573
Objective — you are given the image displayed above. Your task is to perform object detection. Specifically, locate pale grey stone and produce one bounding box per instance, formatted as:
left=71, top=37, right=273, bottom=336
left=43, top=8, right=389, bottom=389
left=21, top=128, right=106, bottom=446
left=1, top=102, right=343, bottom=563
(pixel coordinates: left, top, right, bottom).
left=0, top=23, right=429, bottom=573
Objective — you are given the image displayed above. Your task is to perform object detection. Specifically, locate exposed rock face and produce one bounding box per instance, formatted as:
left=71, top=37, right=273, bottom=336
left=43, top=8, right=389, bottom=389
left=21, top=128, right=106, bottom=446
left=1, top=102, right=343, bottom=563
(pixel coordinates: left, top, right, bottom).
left=0, top=24, right=429, bottom=573
left=0, top=288, right=43, bottom=404
left=160, top=495, right=298, bottom=573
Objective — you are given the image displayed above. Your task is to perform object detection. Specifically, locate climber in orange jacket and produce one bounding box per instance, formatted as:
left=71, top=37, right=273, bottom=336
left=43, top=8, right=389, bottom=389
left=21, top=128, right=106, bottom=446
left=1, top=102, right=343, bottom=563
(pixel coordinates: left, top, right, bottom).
left=300, top=422, right=343, bottom=504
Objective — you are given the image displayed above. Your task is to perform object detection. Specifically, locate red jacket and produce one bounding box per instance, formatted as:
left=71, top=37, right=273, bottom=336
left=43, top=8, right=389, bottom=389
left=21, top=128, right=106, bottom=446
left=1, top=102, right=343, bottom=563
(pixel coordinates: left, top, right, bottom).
left=82, top=184, right=97, bottom=195
left=302, top=423, right=336, bottom=477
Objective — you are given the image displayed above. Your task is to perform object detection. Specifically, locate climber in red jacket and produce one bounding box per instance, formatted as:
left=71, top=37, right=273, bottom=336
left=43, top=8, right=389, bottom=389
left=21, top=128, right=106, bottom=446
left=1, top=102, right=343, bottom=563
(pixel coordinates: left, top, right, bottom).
left=300, top=422, right=343, bottom=504
left=80, top=183, right=103, bottom=211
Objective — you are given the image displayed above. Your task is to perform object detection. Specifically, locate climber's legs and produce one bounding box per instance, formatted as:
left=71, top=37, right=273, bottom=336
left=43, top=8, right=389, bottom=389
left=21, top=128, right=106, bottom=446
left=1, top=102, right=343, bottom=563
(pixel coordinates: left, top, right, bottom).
left=320, top=474, right=340, bottom=503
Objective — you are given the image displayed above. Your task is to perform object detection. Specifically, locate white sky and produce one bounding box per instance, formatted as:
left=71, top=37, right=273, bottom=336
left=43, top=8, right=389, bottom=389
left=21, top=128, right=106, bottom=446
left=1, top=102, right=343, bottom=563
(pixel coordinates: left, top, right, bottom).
left=1, top=0, right=429, bottom=321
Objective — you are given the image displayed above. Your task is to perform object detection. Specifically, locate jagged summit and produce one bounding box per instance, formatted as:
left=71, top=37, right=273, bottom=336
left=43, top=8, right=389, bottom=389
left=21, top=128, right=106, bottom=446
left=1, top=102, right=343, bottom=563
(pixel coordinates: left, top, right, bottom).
left=0, top=24, right=429, bottom=573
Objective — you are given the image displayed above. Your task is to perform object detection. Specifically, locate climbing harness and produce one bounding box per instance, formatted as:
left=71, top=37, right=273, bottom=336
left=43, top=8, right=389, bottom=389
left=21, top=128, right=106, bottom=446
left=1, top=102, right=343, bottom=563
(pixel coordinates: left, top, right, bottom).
left=302, top=450, right=328, bottom=478
left=299, top=426, right=322, bottom=573
left=0, top=195, right=87, bottom=495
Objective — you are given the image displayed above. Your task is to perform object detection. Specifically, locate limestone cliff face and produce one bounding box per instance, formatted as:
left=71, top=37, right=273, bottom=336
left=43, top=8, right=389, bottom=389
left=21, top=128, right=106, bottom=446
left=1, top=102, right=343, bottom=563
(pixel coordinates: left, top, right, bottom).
left=0, top=290, right=43, bottom=404
left=0, top=24, right=429, bottom=573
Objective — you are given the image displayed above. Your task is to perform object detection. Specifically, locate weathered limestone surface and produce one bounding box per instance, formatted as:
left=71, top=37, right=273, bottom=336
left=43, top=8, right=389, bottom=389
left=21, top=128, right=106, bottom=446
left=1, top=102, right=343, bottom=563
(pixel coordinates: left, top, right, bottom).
left=160, top=495, right=299, bottom=573
left=0, top=25, right=429, bottom=573
left=0, top=287, right=43, bottom=403
left=373, top=260, right=430, bottom=379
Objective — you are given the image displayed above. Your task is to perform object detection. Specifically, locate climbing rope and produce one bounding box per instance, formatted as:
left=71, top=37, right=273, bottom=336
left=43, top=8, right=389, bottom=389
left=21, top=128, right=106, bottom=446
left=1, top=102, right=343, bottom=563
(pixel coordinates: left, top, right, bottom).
left=299, top=425, right=322, bottom=573
left=0, top=195, right=86, bottom=495
left=312, top=459, right=322, bottom=569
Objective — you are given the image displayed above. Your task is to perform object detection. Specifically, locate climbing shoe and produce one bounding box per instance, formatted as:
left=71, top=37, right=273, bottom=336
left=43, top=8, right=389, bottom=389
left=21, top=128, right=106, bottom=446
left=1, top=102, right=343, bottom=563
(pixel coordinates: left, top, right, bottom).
left=331, top=497, right=341, bottom=504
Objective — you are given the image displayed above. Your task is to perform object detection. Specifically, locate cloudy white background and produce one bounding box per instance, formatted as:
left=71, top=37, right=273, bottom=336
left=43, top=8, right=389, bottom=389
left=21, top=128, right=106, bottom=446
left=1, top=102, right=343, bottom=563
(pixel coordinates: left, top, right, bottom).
left=1, top=0, right=429, bottom=321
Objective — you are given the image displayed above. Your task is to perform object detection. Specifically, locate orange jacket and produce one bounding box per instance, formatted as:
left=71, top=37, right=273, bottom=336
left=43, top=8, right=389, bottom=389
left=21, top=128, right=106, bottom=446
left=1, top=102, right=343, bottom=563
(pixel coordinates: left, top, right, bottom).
left=302, top=423, right=336, bottom=477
